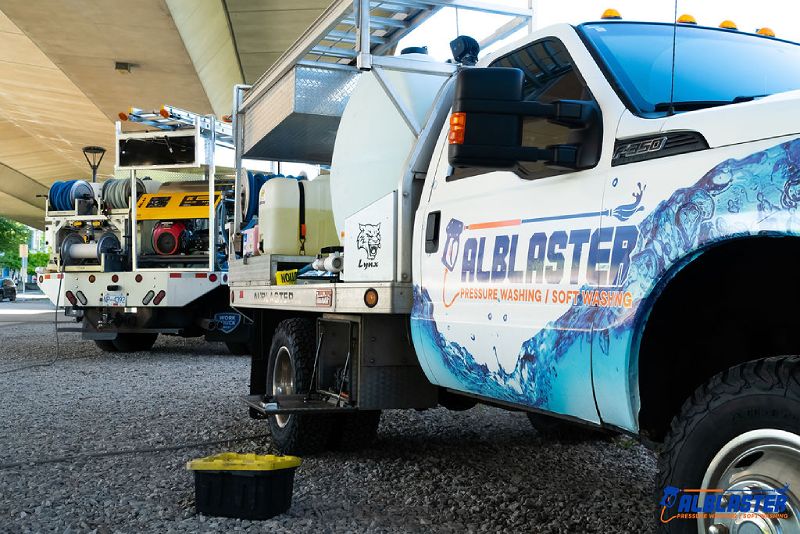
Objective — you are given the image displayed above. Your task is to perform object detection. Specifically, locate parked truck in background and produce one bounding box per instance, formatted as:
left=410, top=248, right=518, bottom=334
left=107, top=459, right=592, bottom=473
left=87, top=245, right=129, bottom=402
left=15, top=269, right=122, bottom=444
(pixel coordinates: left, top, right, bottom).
left=38, top=107, right=251, bottom=353
left=228, top=2, right=800, bottom=532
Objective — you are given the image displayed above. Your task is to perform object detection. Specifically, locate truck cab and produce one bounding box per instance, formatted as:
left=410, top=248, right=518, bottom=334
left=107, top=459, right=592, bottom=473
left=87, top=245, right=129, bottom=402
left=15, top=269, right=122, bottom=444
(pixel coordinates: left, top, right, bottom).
left=231, top=6, right=800, bottom=532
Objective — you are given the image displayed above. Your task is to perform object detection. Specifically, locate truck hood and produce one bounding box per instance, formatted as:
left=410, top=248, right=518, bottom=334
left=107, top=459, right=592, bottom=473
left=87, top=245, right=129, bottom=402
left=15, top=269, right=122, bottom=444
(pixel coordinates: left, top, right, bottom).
left=659, top=90, right=800, bottom=147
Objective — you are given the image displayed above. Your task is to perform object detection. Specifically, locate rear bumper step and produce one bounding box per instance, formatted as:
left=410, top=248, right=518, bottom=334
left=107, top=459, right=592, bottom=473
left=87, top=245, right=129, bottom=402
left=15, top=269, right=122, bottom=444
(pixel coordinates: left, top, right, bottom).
left=243, top=393, right=358, bottom=415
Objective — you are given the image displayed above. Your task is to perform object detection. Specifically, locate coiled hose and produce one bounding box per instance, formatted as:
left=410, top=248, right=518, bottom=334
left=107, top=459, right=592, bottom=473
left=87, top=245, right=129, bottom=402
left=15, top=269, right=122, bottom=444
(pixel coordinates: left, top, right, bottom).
left=243, top=171, right=270, bottom=226
left=101, top=178, right=146, bottom=209
left=48, top=180, right=93, bottom=211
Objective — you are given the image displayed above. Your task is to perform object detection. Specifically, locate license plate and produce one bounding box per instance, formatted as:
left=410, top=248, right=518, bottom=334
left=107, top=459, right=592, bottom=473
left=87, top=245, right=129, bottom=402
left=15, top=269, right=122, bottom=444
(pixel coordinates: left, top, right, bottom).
left=103, top=292, right=126, bottom=307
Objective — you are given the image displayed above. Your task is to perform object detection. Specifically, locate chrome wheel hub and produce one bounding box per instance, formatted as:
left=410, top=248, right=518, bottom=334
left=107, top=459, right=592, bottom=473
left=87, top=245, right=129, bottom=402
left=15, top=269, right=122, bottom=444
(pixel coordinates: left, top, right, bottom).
left=700, top=429, right=800, bottom=534
left=272, top=346, right=294, bottom=428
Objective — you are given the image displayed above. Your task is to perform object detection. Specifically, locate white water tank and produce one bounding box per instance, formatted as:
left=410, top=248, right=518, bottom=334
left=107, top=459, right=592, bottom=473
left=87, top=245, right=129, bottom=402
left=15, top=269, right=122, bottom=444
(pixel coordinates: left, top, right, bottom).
left=258, top=177, right=300, bottom=255
left=301, top=174, right=340, bottom=253
left=329, top=54, right=449, bottom=236
left=257, top=175, right=339, bottom=255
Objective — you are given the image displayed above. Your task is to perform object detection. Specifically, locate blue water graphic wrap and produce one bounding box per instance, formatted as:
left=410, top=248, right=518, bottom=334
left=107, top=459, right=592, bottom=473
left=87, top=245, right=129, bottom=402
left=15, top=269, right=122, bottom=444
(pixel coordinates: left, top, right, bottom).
left=412, top=137, right=800, bottom=419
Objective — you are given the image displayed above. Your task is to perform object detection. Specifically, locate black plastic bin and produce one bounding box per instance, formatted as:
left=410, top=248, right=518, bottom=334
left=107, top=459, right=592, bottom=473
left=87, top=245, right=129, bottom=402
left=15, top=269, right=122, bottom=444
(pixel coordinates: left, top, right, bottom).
left=187, top=453, right=301, bottom=520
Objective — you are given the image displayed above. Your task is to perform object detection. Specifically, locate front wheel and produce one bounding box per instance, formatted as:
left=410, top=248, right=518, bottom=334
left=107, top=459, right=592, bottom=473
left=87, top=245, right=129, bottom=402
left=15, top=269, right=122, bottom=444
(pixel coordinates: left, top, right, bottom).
left=658, top=356, right=800, bottom=533
left=266, top=318, right=332, bottom=455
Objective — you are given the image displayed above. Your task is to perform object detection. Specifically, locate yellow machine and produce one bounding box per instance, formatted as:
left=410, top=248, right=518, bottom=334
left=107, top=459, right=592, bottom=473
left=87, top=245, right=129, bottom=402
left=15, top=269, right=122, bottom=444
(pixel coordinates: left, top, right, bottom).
left=136, top=191, right=222, bottom=221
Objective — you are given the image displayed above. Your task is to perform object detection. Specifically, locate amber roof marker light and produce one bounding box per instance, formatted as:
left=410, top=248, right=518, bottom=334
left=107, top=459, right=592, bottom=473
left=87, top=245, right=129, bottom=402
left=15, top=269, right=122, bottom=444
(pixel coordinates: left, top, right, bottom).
left=601, top=8, right=622, bottom=20
left=677, top=14, right=697, bottom=25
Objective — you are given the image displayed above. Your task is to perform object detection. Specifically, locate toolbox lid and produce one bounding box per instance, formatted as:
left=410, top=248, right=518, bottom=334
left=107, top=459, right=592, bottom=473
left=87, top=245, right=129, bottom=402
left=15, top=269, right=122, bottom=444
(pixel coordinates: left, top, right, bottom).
left=187, top=453, right=301, bottom=472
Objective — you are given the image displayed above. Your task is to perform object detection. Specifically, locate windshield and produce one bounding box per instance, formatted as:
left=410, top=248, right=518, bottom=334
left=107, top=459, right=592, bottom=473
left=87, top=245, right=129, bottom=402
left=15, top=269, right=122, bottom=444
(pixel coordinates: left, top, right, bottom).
left=578, top=22, right=800, bottom=115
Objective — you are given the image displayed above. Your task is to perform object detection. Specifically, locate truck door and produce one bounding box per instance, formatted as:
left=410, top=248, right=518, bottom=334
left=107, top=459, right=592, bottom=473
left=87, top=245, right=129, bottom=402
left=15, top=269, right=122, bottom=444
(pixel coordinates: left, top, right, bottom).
left=413, top=34, right=619, bottom=423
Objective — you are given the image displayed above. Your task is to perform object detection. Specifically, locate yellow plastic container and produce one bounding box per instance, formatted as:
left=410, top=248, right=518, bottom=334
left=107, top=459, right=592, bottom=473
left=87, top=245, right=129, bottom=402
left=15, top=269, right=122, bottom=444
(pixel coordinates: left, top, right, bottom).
left=187, top=453, right=301, bottom=519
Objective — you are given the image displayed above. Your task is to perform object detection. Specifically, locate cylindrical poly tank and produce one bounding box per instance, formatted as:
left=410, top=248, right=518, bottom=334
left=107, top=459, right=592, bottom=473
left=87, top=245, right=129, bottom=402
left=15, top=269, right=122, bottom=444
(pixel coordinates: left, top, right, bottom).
left=259, top=177, right=300, bottom=255
left=301, top=174, right=340, bottom=254
left=329, top=53, right=448, bottom=236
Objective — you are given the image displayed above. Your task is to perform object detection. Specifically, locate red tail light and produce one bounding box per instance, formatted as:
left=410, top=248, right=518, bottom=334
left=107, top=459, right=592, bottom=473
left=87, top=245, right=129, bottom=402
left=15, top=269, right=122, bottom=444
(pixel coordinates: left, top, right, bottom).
left=153, top=290, right=166, bottom=305
left=65, top=291, right=77, bottom=306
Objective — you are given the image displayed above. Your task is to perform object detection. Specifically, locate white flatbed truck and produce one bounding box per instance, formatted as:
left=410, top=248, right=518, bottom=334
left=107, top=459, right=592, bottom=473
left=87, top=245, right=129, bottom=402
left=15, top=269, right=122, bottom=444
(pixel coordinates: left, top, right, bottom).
left=229, top=3, right=800, bottom=532
left=39, top=107, right=252, bottom=353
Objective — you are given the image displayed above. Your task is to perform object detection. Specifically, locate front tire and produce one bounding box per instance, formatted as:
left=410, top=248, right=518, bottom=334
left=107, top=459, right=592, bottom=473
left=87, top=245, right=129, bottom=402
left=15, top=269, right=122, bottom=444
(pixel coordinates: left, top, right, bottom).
left=266, top=318, right=332, bottom=455
left=112, top=333, right=158, bottom=352
left=658, top=356, right=800, bottom=533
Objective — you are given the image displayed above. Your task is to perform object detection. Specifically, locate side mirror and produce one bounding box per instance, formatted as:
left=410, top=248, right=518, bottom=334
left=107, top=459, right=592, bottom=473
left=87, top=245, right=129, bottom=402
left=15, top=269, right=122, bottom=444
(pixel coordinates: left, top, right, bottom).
left=447, top=68, right=600, bottom=171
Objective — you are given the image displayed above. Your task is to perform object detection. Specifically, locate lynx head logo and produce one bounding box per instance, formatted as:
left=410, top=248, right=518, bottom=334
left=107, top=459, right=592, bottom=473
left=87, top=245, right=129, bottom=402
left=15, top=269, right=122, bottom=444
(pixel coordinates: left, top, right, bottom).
left=357, top=223, right=381, bottom=260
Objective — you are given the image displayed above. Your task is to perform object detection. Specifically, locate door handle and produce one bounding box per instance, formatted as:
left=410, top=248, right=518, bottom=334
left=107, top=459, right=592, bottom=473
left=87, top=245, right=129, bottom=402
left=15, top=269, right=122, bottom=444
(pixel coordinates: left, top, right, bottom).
left=425, top=211, right=441, bottom=253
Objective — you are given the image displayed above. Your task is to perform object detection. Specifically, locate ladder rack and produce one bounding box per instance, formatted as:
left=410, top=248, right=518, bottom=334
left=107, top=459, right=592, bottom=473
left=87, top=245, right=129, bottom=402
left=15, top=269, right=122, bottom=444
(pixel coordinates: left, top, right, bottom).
left=241, top=0, right=534, bottom=111
left=119, top=105, right=234, bottom=145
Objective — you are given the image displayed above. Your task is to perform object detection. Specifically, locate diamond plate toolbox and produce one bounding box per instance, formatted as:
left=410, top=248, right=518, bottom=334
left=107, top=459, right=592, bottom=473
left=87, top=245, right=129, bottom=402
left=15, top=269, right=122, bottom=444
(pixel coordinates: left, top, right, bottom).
left=242, top=65, right=359, bottom=165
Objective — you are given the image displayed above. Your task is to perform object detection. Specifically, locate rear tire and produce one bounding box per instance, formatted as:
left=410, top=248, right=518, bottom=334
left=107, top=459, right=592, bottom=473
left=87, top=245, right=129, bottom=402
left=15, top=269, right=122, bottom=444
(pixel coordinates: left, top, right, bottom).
left=657, top=356, right=800, bottom=533
left=225, top=341, right=250, bottom=355
left=112, top=333, right=158, bottom=352
left=93, top=339, right=118, bottom=352
left=328, top=411, right=381, bottom=451
left=266, top=318, right=333, bottom=455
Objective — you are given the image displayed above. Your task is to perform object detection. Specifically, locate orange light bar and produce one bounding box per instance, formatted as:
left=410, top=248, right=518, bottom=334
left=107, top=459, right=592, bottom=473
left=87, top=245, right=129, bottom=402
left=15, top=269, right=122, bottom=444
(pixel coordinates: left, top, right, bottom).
left=719, top=20, right=738, bottom=30
left=757, top=27, right=776, bottom=37
left=448, top=112, right=466, bottom=145
left=159, top=106, right=170, bottom=118
left=677, top=14, right=697, bottom=24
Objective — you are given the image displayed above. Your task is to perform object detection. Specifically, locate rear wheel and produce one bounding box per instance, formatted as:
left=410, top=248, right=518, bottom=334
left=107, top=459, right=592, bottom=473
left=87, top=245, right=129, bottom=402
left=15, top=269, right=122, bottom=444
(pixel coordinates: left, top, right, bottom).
left=266, top=318, right=332, bottom=455
left=93, top=339, right=118, bottom=352
left=112, top=333, right=158, bottom=352
left=658, top=356, right=800, bottom=533
left=225, top=341, right=250, bottom=355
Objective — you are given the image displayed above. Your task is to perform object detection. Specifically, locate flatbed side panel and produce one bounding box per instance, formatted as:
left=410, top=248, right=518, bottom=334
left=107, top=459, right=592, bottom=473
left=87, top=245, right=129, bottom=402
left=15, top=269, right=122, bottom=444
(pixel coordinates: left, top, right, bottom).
left=230, top=282, right=412, bottom=314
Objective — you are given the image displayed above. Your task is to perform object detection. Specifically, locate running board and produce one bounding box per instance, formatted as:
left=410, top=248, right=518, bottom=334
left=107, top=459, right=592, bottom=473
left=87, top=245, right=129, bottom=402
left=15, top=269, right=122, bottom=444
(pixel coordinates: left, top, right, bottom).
left=243, top=393, right=358, bottom=415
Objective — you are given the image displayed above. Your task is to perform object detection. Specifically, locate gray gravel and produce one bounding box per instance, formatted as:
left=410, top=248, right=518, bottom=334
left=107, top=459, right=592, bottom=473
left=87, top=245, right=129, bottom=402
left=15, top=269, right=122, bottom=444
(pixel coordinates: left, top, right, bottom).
left=0, top=318, right=657, bottom=533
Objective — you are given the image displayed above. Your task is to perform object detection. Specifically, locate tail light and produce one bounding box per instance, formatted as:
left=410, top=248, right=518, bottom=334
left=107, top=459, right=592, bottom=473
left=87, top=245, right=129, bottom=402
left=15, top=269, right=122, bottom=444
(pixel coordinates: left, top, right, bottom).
left=153, top=290, right=166, bottom=305
left=75, top=291, right=87, bottom=305
left=142, top=290, right=155, bottom=305
left=65, top=291, right=77, bottom=306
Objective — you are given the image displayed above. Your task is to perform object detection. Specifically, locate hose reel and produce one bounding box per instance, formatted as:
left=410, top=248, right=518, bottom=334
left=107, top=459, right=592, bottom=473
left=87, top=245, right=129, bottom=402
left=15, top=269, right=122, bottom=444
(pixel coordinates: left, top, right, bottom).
left=59, top=232, right=121, bottom=266
left=101, top=178, right=146, bottom=210
left=48, top=180, right=94, bottom=213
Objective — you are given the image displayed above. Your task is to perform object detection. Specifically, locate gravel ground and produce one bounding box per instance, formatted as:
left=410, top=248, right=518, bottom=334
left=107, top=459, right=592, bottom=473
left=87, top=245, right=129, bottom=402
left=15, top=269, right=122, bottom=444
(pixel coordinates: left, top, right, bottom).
left=0, top=319, right=658, bottom=533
